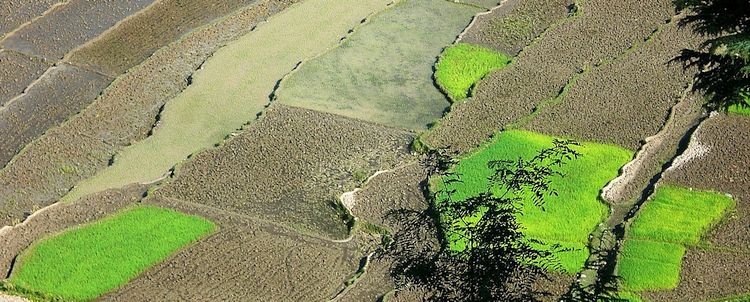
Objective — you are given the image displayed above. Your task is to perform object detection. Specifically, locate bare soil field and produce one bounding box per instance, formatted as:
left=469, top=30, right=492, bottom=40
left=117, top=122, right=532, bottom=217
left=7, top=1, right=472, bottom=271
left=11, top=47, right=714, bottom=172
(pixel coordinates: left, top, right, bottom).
left=64, top=0, right=393, bottom=204
left=67, top=0, right=265, bottom=76
left=638, top=113, right=750, bottom=301
left=277, top=0, right=480, bottom=131
left=156, top=105, right=414, bottom=240
left=0, top=0, right=155, bottom=60
left=459, top=0, right=572, bottom=55
left=662, top=114, right=750, bottom=251
left=0, top=0, right=298, bottom=227
left=0, top=0, right=61, bottom=38
left=423, top=0, right=676, bottom=154
left=523, top=20, right=703, bottom=151
left=642, top=249, right=750, bottom=302
left=0, top=64, right=111, bottom=167
left=0, top=184, right=146, bottom=278
left=99, top=196, right=366, bottom=302
left=0, top=50, right=49, bottom=106
left=600, top=91, right=706, bottom=205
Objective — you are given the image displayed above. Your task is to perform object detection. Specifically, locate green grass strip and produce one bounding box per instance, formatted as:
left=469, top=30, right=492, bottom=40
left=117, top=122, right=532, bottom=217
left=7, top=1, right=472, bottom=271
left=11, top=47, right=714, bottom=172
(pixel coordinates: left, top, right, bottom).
left=438, top=130, right=633, bottom=273
left=619, top=186, right=734, bottom=291
left=9, top=206, right=215, bottom=301
left=728, top=104, right=750, bottom=116
left=435, top=43, right=512, bottom=100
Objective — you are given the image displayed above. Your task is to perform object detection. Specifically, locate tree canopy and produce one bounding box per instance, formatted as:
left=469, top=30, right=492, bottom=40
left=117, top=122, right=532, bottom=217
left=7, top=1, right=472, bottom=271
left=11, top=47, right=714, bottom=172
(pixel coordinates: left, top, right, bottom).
left=674, top=0, right=750, bottom=110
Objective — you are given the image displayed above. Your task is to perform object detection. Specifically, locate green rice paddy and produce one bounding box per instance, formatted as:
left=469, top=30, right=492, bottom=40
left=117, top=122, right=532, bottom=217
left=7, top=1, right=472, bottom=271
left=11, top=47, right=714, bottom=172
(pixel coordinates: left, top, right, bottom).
left=438, top=130, right=633, bottom=273
left=619, top=186, right=734, bottom=291
left=9, top=206, right=215, bottom=301
left=435, top=43, right=511, bottom=100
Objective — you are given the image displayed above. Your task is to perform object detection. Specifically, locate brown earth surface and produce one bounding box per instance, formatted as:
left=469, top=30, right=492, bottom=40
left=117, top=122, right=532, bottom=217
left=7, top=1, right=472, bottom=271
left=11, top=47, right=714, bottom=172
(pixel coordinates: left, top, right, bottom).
left=662, top=113, right=750, bottom=251
left=156, top=104, right=415, bottom=240
left=0, top=184, right=146, bottom=278
left=0, top=0, right=297, bottom=227
left=638, top=113, right=750, bottom=301
left=0, top=0, right=61, bottom=38
left=459, top=0, right=572, bottom=55
left=599, top=91, right=706, bottom=205
left=642, top=249, right=750, bottom=302
left=424, top=0, right=676, bottom=154
left=67, top=0, right=266, bottom=76
left=522, top=20, right=703, bottom=151
left=0, top=50, right=49, bottom=106
left=0, top=64, right=111, bottom=168
left=99, top=195, right=367, bottom=302
left=0, top=0, right=155, bottom=60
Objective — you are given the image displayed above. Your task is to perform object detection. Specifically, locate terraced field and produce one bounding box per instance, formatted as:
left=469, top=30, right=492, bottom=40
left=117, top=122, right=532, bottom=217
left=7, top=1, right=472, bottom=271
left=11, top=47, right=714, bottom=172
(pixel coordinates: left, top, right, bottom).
left=277, top=0, right=480, bottom=130
left=0, top=0, right=748, bottom=300
left=64, top=0, right=393, bottom=203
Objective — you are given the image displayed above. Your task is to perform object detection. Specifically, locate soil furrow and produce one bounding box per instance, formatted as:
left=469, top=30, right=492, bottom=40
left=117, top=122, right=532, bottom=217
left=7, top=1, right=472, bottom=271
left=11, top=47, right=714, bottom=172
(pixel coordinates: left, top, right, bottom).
left=0, top=0, right=156, bottom=61
left=423, top=0, right=676, bottom=154
left=0, top=0, right=299, bottom=227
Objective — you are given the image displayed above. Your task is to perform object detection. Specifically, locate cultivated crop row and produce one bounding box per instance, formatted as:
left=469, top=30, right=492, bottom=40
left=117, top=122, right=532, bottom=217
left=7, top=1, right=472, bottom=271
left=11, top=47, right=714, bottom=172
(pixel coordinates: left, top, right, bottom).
left=0, top=50, right=48, bottom=106
left=156, top=105, right=415, bottom=240
left=0, top=0, right=297, bottom=227
left=425, top=0, right=676, bottom=154
left=0, top=0, right=61, bottom=38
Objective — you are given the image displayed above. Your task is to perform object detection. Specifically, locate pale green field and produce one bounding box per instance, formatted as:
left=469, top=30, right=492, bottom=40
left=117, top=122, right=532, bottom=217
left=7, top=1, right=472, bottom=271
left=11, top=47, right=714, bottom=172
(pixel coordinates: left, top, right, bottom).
left=63, top=0, right=393, bottom=202
left=276, top=0, right=481, bottom=130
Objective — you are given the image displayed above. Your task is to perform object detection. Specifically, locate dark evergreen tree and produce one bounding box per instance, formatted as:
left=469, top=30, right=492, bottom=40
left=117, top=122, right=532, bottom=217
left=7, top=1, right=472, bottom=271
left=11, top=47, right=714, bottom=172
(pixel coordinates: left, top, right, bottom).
left=674, top=0, right=750, bottom=110
left=388, top=141, right=582, bottom=302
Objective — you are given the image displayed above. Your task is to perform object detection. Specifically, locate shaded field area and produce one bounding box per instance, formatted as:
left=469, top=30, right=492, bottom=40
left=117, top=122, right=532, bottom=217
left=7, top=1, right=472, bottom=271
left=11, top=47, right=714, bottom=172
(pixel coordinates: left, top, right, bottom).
left=0, top=50, right=49, bottom=106
left=67, top=0, right=264, bottom=76
left=64, top=0, right=393, bottom=204
left=522, top=20, right=703, bottom=151
left=439, top=130, right=632, bottom=273
left=0, top=0, right=155, bottom=60
left=618, top=186, right=733, bottom=291
left=459, top=0, right=572, bottom=55
left=0, top=0, right=298, bottom=227
left=424, top=0, right=676, bottom=154
left=0, top=64, right=111, bottom=168
left=640, top=113, right=750, bottom=301
left=8, top=206, right=214, bottom=301
left=100, top=196, right=365, bottom=302
left=277, top=0, right=480, bottom=130
left=156, top=105, right=414, bottom=239
left=0, top=0, right=61, bottom=38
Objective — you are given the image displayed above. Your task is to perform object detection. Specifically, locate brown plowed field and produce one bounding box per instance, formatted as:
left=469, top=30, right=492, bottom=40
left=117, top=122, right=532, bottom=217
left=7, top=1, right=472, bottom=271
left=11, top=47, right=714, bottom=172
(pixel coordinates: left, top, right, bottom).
left=156, top=105, right=414, bottom=239
left=663, top=114, right=750, bottom=251
left=0, top=184, right=146, bottom=277
left=351, top=163, right=430, bottom=231
left=100, top=196, right=364, bottom=302
left=0, top=50, right=49, bottom=106
left=459, top=0, right=572, bottom=55
left=648, top=113, right=750, bottom=300
left=0, top=0, right=297, bottom=227
left=67, top=0, right=267, bottom=76
left=523, top=21, right=703, bottom=151
left=642, top=249, right=750, bottom=302
left=423, top=0, right=675, bottom=154
left=0, top=0, right=155, bottom=60
left=0, top=63, right=111, bottom=167
left=0, top=0, right=61, bottom=38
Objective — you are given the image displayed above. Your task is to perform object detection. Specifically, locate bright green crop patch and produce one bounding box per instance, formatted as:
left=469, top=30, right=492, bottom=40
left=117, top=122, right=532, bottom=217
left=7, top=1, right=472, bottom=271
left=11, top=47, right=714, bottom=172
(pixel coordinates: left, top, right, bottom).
left=435, top=43, right=511, bottom=100
left=619, top=186, right=734, bottom=291
left=438, top=130, right=633, bottom=273
left=10, top=206, right=215, bottom=301
left=728, top=104, right=750, bottom=116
